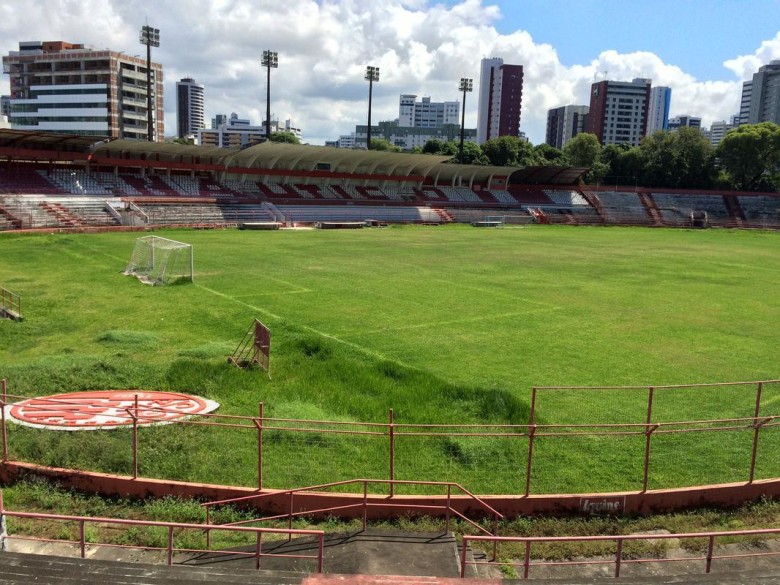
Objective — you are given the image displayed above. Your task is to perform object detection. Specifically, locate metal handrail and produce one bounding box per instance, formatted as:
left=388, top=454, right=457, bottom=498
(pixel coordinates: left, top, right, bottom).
left=461, top=528, right=780, bottom=579
left=0, top=492, right=324, bottom=573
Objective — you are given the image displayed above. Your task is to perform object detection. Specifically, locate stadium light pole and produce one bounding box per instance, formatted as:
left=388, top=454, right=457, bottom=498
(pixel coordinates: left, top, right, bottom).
left=262, top=50, right=278, bottom=141
left=365, top=66, right=379, bottom=150
left=139, top=24, right=160, bottom=142
left=458, top=78, right=473, bottom=164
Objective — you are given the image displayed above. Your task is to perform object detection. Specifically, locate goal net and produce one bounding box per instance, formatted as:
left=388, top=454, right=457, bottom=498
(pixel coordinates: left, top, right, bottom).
left=123, top=236, right=193, bottom=285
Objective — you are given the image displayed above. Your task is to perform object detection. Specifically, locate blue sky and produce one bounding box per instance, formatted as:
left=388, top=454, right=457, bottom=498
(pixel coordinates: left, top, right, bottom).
left=458, top=0, right=778, bottom=80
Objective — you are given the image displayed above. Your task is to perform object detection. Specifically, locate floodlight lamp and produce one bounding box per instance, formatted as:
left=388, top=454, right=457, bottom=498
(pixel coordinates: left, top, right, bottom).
left=139, top=25, right=160, bottom=47
left=365, top=66, right=379, bottom=82
left=262, top=50, right=278, bottom=68
left=460, top=78, right=473, bottom=92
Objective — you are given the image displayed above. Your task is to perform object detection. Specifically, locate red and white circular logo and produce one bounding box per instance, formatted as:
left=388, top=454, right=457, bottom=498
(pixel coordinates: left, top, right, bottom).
left=5, top=390, right=219, bottom=431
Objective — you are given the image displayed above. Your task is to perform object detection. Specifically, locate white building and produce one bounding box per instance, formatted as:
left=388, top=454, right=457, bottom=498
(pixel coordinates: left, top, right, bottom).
left=668, top=115, right=702, bottom=131
left=198, top=113, right=301, bottom=148
left=176, top=78, right=204, bottom=139
left=647, top=86, right=671, bottom=135
left=398, top=94, right=459, bottom=128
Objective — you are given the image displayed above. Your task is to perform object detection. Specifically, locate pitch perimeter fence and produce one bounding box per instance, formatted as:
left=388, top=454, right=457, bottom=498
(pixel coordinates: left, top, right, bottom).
left=2, top=380, right=780, bottom=495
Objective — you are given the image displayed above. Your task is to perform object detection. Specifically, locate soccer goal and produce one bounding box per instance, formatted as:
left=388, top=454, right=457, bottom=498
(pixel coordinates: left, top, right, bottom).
left=123, top=236, right=193, bottom=285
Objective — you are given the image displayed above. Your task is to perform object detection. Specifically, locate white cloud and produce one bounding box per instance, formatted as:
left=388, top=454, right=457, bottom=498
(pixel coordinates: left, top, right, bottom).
left=0, top=0, right=778, bottom=144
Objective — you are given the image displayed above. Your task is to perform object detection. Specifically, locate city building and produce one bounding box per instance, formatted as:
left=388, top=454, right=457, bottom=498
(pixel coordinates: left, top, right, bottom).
left=667, top=115, right=702, bottom=131
left=354, top=121, right=476, bottom=150
left=211, top=113, right=227, bottom=129
left=198, top=113, right=301, bottom=148
left=545, top=105, right=589, bottom=149
left=587, top=78, right=651, bottom=146
left=2, top=40, right=164, bottom=140
left=706, top=118, right=738, bottom=147
left=398, top=94, right=459, bottom=128
left=740, top=60, right=780, bottom=125
left=647, top=86, right=672, bottom=135
left=0, top=95, right=10, bottom=118
left=176, top=77, right=204, bottom=139
left=476, top=57, right=524, bottom=144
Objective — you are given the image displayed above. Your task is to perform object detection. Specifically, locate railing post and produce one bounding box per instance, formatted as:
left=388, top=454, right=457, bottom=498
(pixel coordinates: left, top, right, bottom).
left=255, top=531, right=262, bottom=570
left=388, top=409, right=395, bottom=497
left=523, top=540, right=531, bottom=579
left=204, top=507, right=211, bottom=550
left=1, top=379, right=8, bottom=463
left=706, top=534, right=715, bottom=573
left=79, top=520, right=86, bottom=559
left=362, top=481, right=368, bottom=532
left=288, top=492, right=294, bottom=541
left=642, top=386, right=655, bottom=492
left=257, top=402, right=264, bottom=490
left=749, top=383, right=763, bottom=483
left=317, top=532, right=324, bottom=573
left=167, top=526, right=174, bottom=565
left=460, top=536, right=468, bottom=578
left=132, top=394, right=139, bottom=479
left=445, top=484, right=451, bottom=534
left=525, top=388, right=537, bottom=496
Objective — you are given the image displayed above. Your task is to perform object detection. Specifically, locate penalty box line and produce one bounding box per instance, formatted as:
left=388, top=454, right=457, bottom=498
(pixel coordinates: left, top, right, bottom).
left=195, top=283, right=404, bottom=364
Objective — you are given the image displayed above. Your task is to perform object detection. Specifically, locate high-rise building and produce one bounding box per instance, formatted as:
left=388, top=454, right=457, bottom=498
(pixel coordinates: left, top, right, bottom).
left=647, top=86, right=672, bottom=135
left=667, top=115, right=702, bottom=131
left=545, top=105, right=589, bottom=149
left=476, top=57, right=524, bottom=144
left=211, top=114, right=227, bottom=129
left=176, top=77, right=204, bottom=138
left=398, top=95, right=459, bottom=128
left=741, top=60, right=780, bottom=125
left=2, top=40, right=164, bottom=140
left=0, top=95, right=10, bottom=118
left=587, top=78, right=651, bottom=146
left=707, top=119, right=738, bottom=146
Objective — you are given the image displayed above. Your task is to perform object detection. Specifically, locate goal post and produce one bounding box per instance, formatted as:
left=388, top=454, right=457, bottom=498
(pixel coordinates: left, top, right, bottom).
left=123, top=236, right=193, bottom=286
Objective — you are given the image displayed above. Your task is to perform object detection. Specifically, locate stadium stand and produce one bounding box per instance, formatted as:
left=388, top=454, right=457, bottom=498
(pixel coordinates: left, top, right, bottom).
left=738, top=195, right=780, bottom=228
left=652, top=193, right=733, bottom=227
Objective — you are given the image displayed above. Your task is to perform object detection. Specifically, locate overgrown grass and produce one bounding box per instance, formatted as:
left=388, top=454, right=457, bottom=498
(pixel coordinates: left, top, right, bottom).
left=0, top=225, right=779, bottom=495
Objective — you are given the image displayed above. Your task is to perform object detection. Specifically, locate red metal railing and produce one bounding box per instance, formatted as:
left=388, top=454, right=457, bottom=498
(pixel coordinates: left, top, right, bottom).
left=0, top=490, right=324, bottom=572
left=202, top=478, right=503, bottom=553
left=461, top=528, right=780, bottom=579
left=1, top=379, right=779, bottom=497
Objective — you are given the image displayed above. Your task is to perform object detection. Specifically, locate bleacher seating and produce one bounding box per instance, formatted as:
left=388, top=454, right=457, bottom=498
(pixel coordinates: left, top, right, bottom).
left=277, top=204, right=441, bottom=225
left=544, top=189, right=589, bottom=206
left=652, top=193, right=732, bottom=226
left=0, top=167, right=62, bottom=195
left=41, top=169, right=111, bottom=195
left=588, top=191, right=651, bottom=226
left=484, top=190, right=517, bottom=205
left=737, top=195, right=780, bottom=228
left=437, top=186, right=482, bottom=203
left=506, top=187, right=554, bottom=205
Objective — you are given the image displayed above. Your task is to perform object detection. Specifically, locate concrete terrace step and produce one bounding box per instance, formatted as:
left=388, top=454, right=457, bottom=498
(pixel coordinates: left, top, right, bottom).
left=0, top=551, right=303, bottom=584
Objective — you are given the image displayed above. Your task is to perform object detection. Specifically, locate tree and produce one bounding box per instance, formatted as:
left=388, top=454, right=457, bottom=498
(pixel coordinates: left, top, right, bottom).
left=422, top=138, right=445, bottom=154
left=717, top=122, right=780, bottom=191
left=481, top=136, right=538, bottom=167
left=268, top=131, right=300, bottom=144
left=369, top=138, right=402, bottom=152
left=534, top=143, right=568, bottom=165
left=640, top=128, right=716, bottom=189
left=562, top=133, right=601, bottom=167
left=452, top=141, right=490, bottom=165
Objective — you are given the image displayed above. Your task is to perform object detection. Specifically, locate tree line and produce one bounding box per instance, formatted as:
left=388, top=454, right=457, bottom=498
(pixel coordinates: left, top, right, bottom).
left=374, top=122, right=780, bottom=192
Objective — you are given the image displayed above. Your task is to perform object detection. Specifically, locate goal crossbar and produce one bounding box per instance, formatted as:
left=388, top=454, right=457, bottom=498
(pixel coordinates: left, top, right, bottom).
left=123, top=236, right=194, bottom=286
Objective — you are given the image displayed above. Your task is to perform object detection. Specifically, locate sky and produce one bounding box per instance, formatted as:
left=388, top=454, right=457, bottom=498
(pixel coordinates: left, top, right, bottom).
left=0, top=0, right=778, bottom=145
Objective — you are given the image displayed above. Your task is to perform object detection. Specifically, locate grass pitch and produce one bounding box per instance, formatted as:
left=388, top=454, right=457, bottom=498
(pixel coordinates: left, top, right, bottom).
left=0, top=224, right=779, bottom=494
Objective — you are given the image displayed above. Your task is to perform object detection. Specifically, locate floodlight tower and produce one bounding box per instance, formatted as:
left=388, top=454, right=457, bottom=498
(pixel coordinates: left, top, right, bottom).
left=458, top=78, right=473, bottom=164
left=262, top=50, right=278, bottom=141
left=365, top=65, right=379, bottom=150
left=139, top=24, right=160, bottom=142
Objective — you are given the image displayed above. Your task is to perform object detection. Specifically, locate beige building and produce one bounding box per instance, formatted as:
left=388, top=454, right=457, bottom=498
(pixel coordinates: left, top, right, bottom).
left=2, top=40, right=164, bottom=141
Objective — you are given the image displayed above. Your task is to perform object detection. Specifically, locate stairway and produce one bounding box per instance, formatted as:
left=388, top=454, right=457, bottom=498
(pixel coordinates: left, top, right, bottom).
left=38, top=202, right=82, bottom=228
left=723, top=195, right=746, bottom=227
left=637, top=192, right=663, bottom=226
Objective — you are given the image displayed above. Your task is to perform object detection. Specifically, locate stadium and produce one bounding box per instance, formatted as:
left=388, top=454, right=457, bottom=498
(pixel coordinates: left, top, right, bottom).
left=1, top=128, right=780, bottom=581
